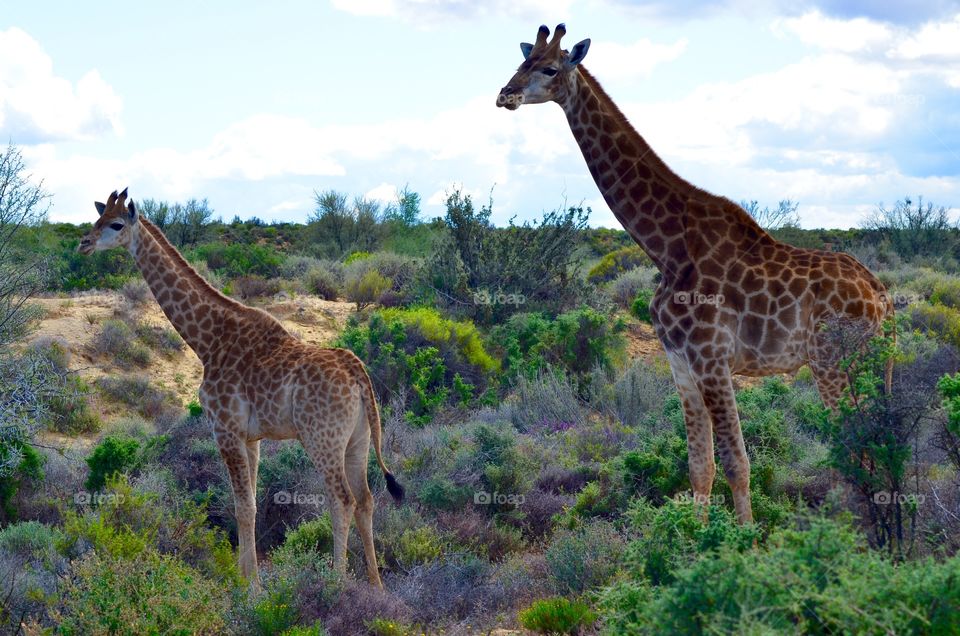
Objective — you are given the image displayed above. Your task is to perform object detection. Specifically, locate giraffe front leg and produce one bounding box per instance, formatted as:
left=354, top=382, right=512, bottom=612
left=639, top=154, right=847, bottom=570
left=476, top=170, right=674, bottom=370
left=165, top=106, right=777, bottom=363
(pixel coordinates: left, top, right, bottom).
left=216, top=431, right=259, bottom=585
left=667, top=353, right=716, bottom=511
left=698, top=373, right=754, bottom=524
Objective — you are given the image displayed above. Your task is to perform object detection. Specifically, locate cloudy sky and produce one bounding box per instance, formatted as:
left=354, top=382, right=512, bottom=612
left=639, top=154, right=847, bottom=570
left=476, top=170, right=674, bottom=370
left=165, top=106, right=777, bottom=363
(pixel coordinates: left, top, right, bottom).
left=2, top=1, right=959, bottom=228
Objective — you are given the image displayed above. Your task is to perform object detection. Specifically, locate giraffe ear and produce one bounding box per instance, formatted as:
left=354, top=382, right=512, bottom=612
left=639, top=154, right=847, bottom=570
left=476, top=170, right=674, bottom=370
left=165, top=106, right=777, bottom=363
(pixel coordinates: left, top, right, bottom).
left=564, top=38, right=590, bottom=68
left=127, top=200, right=138, bottom=222
left=95, top=201, right=106, bottom=216
left=520, top=42, right=534, bottom=60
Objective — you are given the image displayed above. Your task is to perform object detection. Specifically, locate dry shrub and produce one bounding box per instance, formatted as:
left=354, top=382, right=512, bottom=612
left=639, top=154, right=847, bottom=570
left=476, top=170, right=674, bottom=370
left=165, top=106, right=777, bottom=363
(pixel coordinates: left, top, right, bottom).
left=120, top=278, right=153, bottom=306
left=232, top=276, right=282, bottom=299
left=323, top=578, right=412, bottom=636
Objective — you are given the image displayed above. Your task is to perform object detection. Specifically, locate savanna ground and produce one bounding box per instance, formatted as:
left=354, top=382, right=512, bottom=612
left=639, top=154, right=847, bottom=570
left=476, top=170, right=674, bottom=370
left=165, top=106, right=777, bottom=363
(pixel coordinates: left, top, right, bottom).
left=3, top=144, right=960, bottom=635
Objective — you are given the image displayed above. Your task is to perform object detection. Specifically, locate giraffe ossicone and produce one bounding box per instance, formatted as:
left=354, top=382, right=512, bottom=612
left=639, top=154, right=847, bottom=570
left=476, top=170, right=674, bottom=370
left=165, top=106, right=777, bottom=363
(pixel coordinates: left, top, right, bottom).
left=78, top=188, right=404, bottom=587
left=497, top=24, right=894, bottom=523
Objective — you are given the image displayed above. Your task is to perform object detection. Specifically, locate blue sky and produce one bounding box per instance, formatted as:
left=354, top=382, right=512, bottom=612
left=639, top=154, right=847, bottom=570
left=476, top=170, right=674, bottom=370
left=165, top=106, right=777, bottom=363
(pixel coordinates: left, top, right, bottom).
left=2, top=0, right=959, bottom=229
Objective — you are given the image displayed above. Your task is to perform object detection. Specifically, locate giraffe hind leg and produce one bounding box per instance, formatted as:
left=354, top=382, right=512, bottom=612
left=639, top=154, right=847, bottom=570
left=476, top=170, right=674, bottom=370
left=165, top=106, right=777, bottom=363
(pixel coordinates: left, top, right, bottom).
left=345, top=417, right=381, bottom=586
left=299, top=424, right=356, bottom=576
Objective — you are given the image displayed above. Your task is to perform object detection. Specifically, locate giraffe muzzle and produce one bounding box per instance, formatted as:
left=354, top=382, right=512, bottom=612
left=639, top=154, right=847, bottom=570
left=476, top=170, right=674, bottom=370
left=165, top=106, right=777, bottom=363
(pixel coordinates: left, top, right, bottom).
left=497, top=87, right=523, bottom=110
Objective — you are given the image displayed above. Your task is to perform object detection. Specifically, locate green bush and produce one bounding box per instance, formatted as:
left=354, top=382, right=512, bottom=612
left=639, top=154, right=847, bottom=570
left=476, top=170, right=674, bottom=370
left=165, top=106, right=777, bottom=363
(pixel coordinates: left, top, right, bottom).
left=57, top=241, right=137, bottom=291
left=630, top=289, right=654, bottom=324
left=336, top=308, right=497, bottom=423
left=587, top=245, right=650, bottom=284
left=282, top=514, right=334, bottom=557
left=519, top=597, right=597, bottom=635
left=491, top=308, right=626, bottom=385
left=60, top=475, right=238, bottom=583
left=472, top=423, right=534, bottom=516
left=620, top=498, right=758, bottom=587
left=345, top=269, right=392, bottom=310
left=54, top=549, right=229, bottom=635
left=599, top=514, right=960, bottom=635
left=545, top=521, right=624, bottom=594
left=419, top=190, right=590, bottom=323
left=189, top=242, right=284, bottom=278
left=417, top=476, right=471, bottom=511
left=929, top=276, right=960, bottom=309
left=909, top=302, right=960, bottom=349
left=394, top=525, right=444, bottom=567
left=0, top=520, right=62, bottom=558
left=303, top=265, right=341, bottom=300
left=0, top=442, right=44, bottom=522
left=252, top=584, right=299, bottom=636
left=366, top=617, right=417, bottom=636
left=84, top=435, right=143, bottom=491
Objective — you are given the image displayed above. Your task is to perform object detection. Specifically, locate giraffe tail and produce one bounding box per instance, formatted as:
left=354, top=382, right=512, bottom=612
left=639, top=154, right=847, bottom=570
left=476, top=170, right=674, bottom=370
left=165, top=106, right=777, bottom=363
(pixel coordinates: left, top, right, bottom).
left=359, top=366, right=404, bottom=503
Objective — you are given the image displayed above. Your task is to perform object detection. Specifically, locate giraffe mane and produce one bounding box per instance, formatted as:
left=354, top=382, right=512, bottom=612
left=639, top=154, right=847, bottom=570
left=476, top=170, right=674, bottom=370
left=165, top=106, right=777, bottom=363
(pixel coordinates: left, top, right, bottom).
left=137, top=217, right=285, bottom=326
left=576, top=65, right=772, bottom=235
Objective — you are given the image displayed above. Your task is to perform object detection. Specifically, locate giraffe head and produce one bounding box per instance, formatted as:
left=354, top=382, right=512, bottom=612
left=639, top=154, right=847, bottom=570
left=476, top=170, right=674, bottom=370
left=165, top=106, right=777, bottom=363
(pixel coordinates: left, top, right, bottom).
left=78, top=188, right=140, bottom=255
left=496, top=23, right=590, bottom=111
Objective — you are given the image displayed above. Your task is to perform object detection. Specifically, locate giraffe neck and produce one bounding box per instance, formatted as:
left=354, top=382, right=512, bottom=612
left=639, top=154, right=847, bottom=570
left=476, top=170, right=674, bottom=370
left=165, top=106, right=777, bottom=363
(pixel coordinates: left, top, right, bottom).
left=559, top=67, right=710, bottom=278
left=129, top=218, right=242, bottom=364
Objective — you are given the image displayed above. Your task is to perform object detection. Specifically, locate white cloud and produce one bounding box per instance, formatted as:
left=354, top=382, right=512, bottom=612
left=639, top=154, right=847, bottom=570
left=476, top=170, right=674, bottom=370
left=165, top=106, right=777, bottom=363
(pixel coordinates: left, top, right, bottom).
left=0, top=28, right=122, bottom=143
left=28, top=92, right=573, bottom=223
left=584, top=37, right=688, bottom=80
left=772, top=10, right=893, bottom=53
left=889, top=13, right=960, bottom=60
left=618, top=52, right=905, bottom=175
left=330, top=0, right=575, bottom=24
left=364, top=182, right=399, bottom=202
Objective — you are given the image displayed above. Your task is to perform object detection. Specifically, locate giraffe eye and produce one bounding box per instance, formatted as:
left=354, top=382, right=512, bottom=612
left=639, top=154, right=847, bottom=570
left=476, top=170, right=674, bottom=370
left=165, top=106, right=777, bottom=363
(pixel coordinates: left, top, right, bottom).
left=109, top=223, right=124, bottom=231
left=541, top=67, right=558, bottom=77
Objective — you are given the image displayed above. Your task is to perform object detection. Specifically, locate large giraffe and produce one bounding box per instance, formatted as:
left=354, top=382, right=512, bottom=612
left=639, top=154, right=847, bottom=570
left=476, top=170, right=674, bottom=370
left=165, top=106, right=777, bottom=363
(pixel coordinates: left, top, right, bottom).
left=497, top=25, right=893, bottom=523
left=78, top=189, right=404, bottom=585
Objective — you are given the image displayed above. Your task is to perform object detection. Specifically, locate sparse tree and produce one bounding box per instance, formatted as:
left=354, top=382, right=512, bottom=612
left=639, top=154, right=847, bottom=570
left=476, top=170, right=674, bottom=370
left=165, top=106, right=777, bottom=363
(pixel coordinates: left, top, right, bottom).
left=862, top=196, right=956, bottom=260
left=384, top=184, right=421, bottom=226
left=0, top=143, right=51, bottom=477
left=138, top=199, right=170, bottom=231
left=353, top=196, right=382, bottom=252
left=0, top=143, right=49, bottom=347
left=741, top=199, right=800, bottom=230
left=307, top=190, right=386, bottom=256
left=310, top=190, right=352, bottom=254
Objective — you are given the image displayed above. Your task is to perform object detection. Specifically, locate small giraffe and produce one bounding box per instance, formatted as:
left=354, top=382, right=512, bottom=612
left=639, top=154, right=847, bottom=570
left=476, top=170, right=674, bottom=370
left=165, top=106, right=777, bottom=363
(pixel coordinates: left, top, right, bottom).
left=78, top=189, right=404, bottom=585
left=497, top=25, right=894, bottom=523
